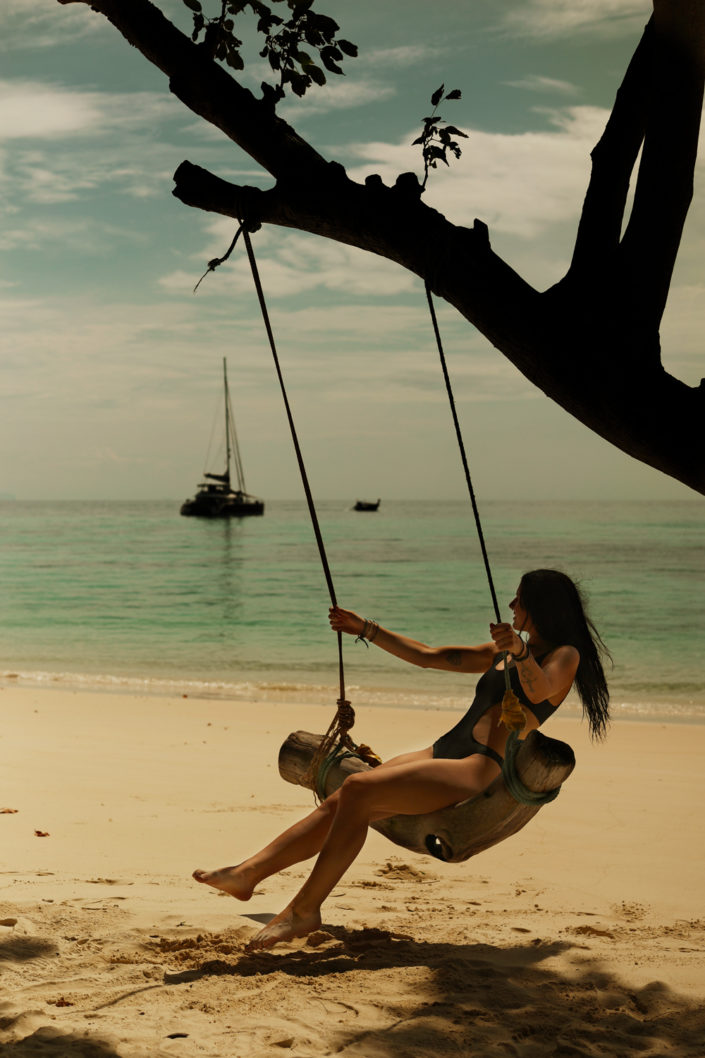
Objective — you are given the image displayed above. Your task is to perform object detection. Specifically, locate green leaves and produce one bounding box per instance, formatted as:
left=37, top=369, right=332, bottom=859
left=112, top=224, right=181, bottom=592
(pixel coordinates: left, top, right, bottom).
left=413, top=84, right=468, bottom=190
left=181, top=0, right=358, bottom=103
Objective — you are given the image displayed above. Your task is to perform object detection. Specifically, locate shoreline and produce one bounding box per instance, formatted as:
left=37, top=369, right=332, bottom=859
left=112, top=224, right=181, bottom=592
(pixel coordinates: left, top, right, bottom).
left=2, top=663, right=703, bottom=724
left=2, top=683, right=704, bottom=1056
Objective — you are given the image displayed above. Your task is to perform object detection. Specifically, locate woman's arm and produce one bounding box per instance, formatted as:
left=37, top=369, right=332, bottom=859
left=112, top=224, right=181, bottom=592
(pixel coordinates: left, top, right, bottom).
left=490, top=622, right=579, bottom=704
left=515, top=645, right=579, bottom=705
left=329, top=606, right=496, bottom=674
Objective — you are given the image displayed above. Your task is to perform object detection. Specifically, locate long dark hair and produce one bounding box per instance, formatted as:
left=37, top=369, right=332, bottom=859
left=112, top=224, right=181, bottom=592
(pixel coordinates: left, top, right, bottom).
left=519, top=569, right=611, bottom=740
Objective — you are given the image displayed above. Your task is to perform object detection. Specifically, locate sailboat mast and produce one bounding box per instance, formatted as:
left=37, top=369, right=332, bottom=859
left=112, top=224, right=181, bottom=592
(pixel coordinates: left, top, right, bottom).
left=224, top=357, right=248, bottom=494
left=223, top=357, right=232, bottom=486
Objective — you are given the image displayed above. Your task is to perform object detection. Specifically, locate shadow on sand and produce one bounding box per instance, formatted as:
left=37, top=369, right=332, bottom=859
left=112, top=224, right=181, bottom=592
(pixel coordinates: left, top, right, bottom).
left=0, top=1029, right=121, bottom=1058
left=159, top=927, right=705, bottom=1057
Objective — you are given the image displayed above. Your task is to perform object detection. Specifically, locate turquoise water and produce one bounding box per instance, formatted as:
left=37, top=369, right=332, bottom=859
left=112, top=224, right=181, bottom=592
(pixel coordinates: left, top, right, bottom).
left=0, top=499, right=702, bottom=720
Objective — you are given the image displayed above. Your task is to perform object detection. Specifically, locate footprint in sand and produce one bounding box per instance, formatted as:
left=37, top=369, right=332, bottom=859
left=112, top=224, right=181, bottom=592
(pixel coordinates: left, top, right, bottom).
left=615, top=900, right=647, bottom=921
left=84, top=878, right=133, bottom=886
left=568, top=924, right=615, bottom=939
left=375, top=861, right=426, bottom=880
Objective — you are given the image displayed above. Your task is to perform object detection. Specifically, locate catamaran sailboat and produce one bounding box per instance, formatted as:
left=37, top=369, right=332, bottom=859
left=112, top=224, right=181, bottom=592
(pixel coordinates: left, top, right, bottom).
left=180, top=358, right=264, bottom=518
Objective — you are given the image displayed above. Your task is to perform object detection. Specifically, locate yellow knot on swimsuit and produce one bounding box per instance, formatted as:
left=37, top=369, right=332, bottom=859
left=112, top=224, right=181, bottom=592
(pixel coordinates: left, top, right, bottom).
left=499, top=688, right=526, bottom=732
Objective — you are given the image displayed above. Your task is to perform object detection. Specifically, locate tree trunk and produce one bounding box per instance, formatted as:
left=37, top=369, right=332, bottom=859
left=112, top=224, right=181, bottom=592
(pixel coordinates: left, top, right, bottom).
left=278, top=729, right=575, bottom=864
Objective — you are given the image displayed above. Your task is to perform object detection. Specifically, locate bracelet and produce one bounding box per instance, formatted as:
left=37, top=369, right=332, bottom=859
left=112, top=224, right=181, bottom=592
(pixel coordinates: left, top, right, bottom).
left=355, top=618, right=371, bottom=647
left=513, top=640, right=530, bottom=662
left=355, top=617, right=380, bottom=646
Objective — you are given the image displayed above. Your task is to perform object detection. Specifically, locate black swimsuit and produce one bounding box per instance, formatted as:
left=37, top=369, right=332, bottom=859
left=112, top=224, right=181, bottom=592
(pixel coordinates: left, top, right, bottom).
left=432, top=652, right=558, bottom=766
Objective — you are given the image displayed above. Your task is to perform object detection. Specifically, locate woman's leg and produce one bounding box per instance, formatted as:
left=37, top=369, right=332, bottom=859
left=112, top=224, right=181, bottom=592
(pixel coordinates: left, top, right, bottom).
left=192, top=795, right=339, bottom=898
left=374, top=747, right=434, bottom=770
left=193, top=747, right=435, bottom=898
left=248, top=753, right=499, bottom=950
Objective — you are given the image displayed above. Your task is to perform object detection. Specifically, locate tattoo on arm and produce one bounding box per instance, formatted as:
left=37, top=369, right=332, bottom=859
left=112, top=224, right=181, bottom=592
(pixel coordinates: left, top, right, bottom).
left=444, top=649, right=463, bottom=667
left=518, top=659, right=538, bottom=694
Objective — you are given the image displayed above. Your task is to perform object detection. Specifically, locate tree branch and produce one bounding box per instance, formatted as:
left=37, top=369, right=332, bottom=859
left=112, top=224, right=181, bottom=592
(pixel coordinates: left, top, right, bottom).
left=56, top=0, right=705, bottom=494
left=57, top=0, right=328, bottom=178
left=620, top=1, right=705, bottom=326
left=173, top=159, right=543, bottom=350
left=567, top=20, right=652, bottom=283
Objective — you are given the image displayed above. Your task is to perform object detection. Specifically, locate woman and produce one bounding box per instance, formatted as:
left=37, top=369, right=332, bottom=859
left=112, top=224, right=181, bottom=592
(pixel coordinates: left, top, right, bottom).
left=193, top=568, right=610, bottom=951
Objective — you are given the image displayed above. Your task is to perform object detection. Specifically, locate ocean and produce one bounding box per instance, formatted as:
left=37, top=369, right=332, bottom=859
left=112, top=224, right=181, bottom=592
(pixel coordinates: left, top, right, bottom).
left=0, top=499, right=702, bottom=722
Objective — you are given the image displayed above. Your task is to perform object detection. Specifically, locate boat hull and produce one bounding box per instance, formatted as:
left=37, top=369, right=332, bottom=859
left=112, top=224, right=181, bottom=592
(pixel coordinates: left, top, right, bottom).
left=180, top=490, right=264, bottom=518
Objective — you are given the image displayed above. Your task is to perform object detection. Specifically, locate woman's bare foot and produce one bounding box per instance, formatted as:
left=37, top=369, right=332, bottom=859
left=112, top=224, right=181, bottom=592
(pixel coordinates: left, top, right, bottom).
left=192, top=864, right=256, bottom=900
left=245, top=904, right=322, bottom=951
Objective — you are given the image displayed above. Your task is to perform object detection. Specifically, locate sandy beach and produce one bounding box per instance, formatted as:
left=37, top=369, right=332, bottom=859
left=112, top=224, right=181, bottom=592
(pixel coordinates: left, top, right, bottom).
left=2, top=683, right=704, bottom=1057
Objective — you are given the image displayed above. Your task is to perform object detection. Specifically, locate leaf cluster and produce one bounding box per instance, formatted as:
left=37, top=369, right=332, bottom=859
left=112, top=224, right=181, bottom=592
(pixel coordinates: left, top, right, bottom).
left=182, top=0, right=357, bottom=102
left=412, top=84, right=468, bottom=190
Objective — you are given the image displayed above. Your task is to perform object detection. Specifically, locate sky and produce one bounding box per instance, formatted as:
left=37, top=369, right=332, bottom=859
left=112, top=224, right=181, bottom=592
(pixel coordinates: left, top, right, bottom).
left=1, top=0, right=703, bottom=502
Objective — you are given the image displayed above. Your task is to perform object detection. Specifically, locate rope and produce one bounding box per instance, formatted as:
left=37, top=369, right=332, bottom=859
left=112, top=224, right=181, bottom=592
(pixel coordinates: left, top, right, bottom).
left=424, top=283, right=518, bottom=712
left=501, top=731, right=561, bottom=805
left=316, top=746, right=358, bottom=802
left=424, top=284, right=501, bottom=624
left=239, top=225, right=355, bottom=790
left=236, top=234, right=524, bottom=797
left=315, top=740, right=382, bottom=800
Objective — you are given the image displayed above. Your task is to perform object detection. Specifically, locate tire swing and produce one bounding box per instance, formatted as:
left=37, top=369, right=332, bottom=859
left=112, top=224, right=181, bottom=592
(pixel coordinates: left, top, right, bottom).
left=235, top=224, right=575, bottom=864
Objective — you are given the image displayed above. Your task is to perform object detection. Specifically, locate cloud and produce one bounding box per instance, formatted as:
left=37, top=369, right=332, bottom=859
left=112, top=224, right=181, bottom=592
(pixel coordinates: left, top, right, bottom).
left=0, top=80, right=104, bottom=140
left=358, top=44, right=446, bottom=69
left=337, top=100, right=705, bottom=293
left=187, top=38, right=443, bottom=122
left=0, top=283, right=530, bottom=437
left=0, top=279, right=535, bottom=502
left=150, top=216, right=536, bottom=408
left=160, top=223, right=417, bottom=300
left=504, top=75, right=579, bottom=95
left=278, top=79, right=396, bottom=120
left=252, top=234, right=416, bottom=297
left=0, top=293, right=232, bottom=402
left=0, top=80, right=180, bottom=141
left=227, top=50, right=397, bottom=121
left=0, top=215, right=148, bottom=254
left=162, top=95, right=703, bottom=312
left=499, top=0, right=650, bottom=39
left=0, top=80, right=205, bottom=208
left=345, top=105, right=610, bottom=240
left=0, top=0, right=101, bottom=50
left=4, top=146, right=178, bottom=205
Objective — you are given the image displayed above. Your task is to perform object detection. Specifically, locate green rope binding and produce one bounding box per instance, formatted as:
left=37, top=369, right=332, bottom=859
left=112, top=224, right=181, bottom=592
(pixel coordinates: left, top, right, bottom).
left=316, top=745, right=359, bottom=802
left=501, top=731, right=561, bottom=806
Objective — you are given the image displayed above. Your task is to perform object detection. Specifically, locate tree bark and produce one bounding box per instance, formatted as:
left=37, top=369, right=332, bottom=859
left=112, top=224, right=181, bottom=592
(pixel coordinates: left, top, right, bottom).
left=57, top=0, right=705, bottom=494
left=278, top=729, right=575, bottom=864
